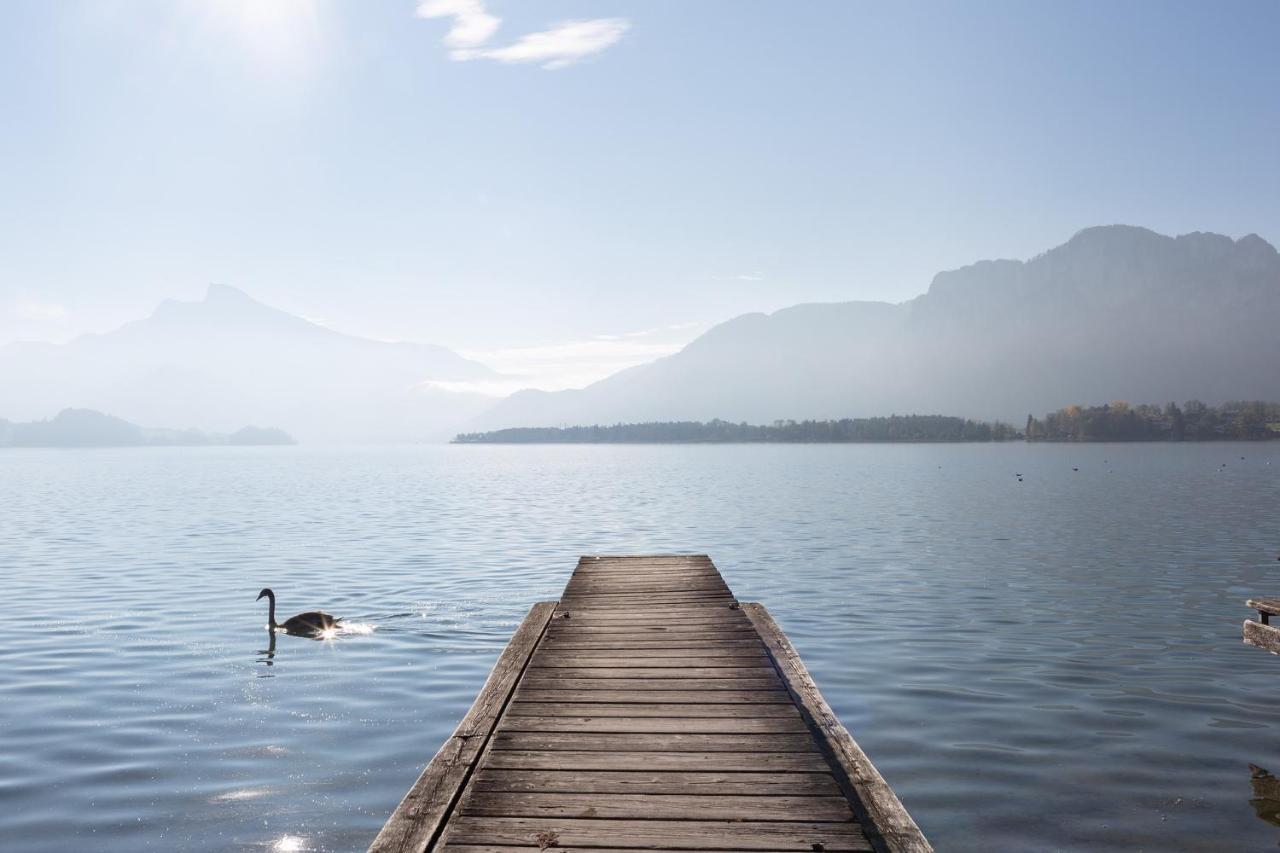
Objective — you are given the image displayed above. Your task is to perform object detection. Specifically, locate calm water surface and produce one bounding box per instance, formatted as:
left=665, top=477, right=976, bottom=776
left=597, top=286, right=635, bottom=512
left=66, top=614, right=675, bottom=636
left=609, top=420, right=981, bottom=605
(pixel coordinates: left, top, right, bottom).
left=2, top=443, right=1279, bottom=852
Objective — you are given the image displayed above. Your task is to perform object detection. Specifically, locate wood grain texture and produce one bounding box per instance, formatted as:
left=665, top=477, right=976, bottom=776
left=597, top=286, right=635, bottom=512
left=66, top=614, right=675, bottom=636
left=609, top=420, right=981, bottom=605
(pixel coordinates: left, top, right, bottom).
left=1244, top=618, right=1280, bottom=654
left=440, top=848, right=843, bottom=853
left=511, top=688, right=793, bottom=704
left=1247, top=597, right=1280, bottom=615
left=516, top=677, right=785, bottom=691
left=460, top=791, right=855, bottom=821
left=439, top=817, right=871, bottom=851
left=533, top=646, right=768, bottom=658
left=469, top=769, right=842, bottom=795
left=368, top=602, right=557, bottom=853
left=539, top=638, right=766, bottom=650
left=482, top=749, right=835, bottom=772
left=495, top=715, right=810, bottom=734
left=490, top=731, right=821, bottom=753
left=743, top=603, right=933, bottom=853
left=529, top=657, right=771, bottom=668
left=370, top=555, right=926, bottom=853
left=503, top=702, right=801, bottom=717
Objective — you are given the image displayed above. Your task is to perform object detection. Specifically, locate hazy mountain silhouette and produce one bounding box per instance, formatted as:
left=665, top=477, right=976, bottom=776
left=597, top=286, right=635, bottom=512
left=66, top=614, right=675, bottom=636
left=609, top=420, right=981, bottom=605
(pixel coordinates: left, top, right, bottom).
left=477, top=226, right=1280, bottom=428
left=0, top=408, right=295, bottom=447
left=0, top=285, right=499, bottom=442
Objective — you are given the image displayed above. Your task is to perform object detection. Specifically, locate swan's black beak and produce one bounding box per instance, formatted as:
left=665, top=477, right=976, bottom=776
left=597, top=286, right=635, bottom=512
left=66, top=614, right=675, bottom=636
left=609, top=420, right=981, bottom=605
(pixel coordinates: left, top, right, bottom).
left=256, top=591, right=267, bottom=601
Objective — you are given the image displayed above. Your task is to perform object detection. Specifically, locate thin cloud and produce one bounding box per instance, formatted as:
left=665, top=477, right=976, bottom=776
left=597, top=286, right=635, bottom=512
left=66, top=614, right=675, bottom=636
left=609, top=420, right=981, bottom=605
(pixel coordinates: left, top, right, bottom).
left=416, top=1, right=629, bottom=69
left=415, top=0, right=499, bottom=49
left=465, top=19, right=630, bottom=70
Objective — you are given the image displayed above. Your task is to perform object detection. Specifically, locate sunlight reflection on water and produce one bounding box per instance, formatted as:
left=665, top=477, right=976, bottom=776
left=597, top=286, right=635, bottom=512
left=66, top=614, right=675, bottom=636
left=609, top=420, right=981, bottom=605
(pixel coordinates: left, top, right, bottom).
left=2, top=443, right=1279, bottom=852
left=272, top=835, right=308, bottom=853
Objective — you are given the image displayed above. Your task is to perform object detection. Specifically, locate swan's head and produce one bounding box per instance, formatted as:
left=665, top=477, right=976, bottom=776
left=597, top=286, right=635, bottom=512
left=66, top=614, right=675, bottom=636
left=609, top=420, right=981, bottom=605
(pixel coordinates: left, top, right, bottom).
left=257, top=588, right=274, bottom=602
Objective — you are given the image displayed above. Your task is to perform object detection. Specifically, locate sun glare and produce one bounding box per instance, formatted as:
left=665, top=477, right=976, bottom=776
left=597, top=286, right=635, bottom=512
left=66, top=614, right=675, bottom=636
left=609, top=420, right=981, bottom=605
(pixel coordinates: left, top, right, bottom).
left=197, top=0, right=324, bottom=74
left=272, top=835, right=308, bottom=853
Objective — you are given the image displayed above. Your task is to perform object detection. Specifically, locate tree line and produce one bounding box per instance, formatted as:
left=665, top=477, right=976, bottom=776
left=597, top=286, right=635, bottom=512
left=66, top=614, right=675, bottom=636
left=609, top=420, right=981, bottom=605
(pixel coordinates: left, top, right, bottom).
left=1024, top=401, right=1280, bottom=441
left=457, top=402, right=1280, bottom=444
left=455, top=415, right=1021, bottom=444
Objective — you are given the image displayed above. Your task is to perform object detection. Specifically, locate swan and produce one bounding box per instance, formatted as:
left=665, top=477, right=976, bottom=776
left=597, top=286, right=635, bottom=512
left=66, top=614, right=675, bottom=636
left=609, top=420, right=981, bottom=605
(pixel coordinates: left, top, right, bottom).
left=257, top=588, right=341, bottom=636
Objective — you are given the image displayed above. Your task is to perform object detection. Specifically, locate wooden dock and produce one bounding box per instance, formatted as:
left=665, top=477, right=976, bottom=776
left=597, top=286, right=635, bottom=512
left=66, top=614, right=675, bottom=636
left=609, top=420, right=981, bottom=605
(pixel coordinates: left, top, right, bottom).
left=369, top=554, right=930, bottom=853
left=1245, top=597, right=1280, bottom=654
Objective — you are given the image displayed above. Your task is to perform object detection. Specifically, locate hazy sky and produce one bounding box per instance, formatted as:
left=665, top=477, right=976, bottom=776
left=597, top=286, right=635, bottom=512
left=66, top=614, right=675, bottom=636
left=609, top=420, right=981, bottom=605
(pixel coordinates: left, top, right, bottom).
left=2, top=1, right=1277, bottom=385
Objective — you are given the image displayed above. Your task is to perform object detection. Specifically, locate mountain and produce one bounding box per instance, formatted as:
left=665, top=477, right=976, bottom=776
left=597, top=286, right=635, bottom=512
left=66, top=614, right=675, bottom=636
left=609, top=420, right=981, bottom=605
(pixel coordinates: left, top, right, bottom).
left=476, top=226, right=1280, bottom=428
left=0, top=408, right=295, bottom=447
left=0, top=285, right=499, bottom=442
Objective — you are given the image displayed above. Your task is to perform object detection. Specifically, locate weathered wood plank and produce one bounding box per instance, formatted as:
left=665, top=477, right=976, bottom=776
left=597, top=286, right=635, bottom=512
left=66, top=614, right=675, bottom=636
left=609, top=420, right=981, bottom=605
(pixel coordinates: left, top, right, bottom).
left=495, top=715, right=810, bottom=734
left=555, top=602, right=742, bottom=612
left=371, top=555, right=927, bottom=853
left=535, top=645, right=767, bottom=657
left=559, top=597, right=735, bottom=606
left=554, top=603, right=738, bottom=614
left=517, top=677, right=784, bottom=691
left=459, top=791, right=855, bottom=821
left=490, top=731, right=820, bottom=753
left=530, top=656, right=769, bottom=667
left=368, top=602, right=557, bottom=853
left=565, top=574, right=727, bottom=583
left=482, top=750, right=834, bottom=772
left=1244, top=618, right=1280, bottom=654
left=1249, top=594, right=1280, bottom=614
left=545, top=632, right=756, bottom=640
left=512, top=688, right=793, bottom=704
left=743, top=603, right=933, bottom=853
left=470, top=769, right=841, bottom=796
left=529, top=653, right=768, bottom=666
left=563, top=576, right=726, bottom=586
left=441, top=848, right=828, bottom=853
left=504, top=702, right=801, bottom=718
left=523, top=666, right=777, bottom=679
left=517, top=676, right=778, bottom=691
left=563, top=580, right=729, bottom=590
left=564, top=579, right=728, bottom=588
left=540, top=639, right=767, bottom=651
left=440, top=817, right=871, bottom=851
left=544, top=619, right=751, bottom=629
left=543, top=626, right=760, bottom=637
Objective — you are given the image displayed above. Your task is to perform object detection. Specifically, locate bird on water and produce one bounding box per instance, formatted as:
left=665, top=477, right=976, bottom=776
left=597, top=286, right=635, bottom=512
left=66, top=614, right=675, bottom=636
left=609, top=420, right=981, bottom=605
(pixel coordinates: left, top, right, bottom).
left=257, top=588, right=341, bottom=636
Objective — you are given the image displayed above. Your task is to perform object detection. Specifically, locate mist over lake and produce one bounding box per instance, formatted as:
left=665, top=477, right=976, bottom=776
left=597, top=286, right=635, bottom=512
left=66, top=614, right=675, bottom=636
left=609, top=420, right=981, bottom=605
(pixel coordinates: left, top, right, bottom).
left=2, top=442, right=1278, bottom=852
left=6, top=3, right=1280, bottom=850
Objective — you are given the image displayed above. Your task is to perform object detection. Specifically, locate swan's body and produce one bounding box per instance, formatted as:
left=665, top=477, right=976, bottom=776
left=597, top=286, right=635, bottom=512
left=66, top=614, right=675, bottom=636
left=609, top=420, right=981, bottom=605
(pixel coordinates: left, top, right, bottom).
left=257, top=588, right=340, bottom=636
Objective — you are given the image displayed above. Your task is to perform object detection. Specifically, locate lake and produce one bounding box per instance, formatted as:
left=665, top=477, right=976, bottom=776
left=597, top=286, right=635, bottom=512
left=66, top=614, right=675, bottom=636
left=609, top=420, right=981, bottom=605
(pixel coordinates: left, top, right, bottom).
left=1, top=443, right=1278, bottom=852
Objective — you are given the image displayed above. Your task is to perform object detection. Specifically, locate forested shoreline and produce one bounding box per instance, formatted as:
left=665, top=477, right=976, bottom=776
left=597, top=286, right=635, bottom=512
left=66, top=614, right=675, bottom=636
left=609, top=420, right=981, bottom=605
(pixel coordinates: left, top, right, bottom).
left=1025, top=401, right=1280, bottom=441
left=456, top=416, right=1019, bottom=444
left=457, top=402, right=1280, bottom=444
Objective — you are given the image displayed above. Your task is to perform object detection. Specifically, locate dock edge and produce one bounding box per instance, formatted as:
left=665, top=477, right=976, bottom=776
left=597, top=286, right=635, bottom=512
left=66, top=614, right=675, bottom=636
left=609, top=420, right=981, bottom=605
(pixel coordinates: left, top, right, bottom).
left=742, top=603, right=933, bottom=853
left=368, top=601, right=558, bottom=853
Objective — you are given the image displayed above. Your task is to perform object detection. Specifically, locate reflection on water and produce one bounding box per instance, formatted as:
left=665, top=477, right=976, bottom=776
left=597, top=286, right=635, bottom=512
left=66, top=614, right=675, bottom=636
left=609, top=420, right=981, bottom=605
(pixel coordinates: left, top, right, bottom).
left=212, top=786, right=274, bottom=803
left=1, top=443, right=1279, bottom=852
left=257, top=622, right=377, bottom=674
left=257, top=631, right=276, bottom=675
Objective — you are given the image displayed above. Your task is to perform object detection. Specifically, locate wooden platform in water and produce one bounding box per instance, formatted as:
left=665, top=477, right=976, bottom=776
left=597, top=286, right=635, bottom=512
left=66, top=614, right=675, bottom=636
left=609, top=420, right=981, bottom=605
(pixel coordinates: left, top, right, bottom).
left=369, top=555, right=930, bottom=853
left=1245, top=597, right=1280, bottom=655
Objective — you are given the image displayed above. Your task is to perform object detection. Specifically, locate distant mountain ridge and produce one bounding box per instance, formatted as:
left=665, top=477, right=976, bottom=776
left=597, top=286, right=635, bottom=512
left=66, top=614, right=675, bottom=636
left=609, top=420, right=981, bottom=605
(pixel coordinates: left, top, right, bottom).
left=0, top=408, right=294, bottom=447
left=0, top=285, right=500, bottom=442
left=476, top=226, right=1280, bottom=428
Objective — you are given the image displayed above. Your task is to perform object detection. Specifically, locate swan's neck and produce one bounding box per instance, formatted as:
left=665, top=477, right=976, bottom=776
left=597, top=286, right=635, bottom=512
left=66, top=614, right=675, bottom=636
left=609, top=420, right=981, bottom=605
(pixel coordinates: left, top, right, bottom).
left=266, top=593, right=277, bottom=629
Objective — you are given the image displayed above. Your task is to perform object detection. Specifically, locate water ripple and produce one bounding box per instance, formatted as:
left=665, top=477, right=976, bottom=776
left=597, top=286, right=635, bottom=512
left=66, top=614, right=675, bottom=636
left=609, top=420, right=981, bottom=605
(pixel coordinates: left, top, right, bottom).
left=0, top=443, right=1278, bottom=851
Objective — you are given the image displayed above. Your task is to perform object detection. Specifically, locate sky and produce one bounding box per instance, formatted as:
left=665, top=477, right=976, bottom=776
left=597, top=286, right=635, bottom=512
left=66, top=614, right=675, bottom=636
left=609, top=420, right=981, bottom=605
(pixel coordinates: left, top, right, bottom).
left=2, top=0, right=1278, bottom=388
